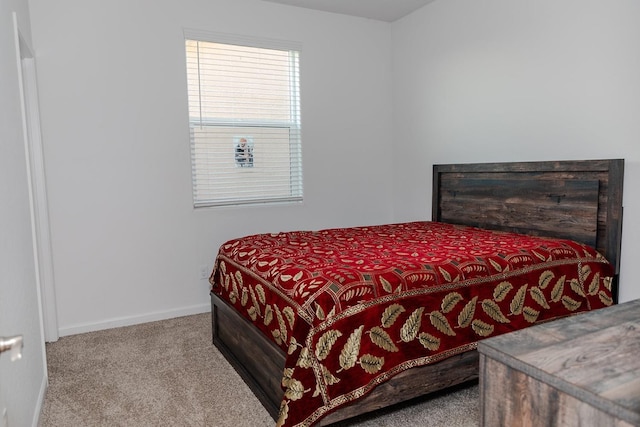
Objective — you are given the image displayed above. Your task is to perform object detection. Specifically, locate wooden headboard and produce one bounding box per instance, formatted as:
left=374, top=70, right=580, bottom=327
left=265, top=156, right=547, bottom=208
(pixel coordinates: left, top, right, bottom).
left=432, top=159, right=624, bottom=300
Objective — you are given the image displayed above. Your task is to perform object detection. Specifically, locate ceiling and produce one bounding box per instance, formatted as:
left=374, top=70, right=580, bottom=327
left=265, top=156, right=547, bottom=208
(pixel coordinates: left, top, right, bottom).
left=260, top=0, right=436, bottom=22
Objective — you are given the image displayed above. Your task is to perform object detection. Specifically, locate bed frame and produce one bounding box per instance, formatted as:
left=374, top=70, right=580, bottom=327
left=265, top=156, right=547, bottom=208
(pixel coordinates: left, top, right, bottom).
left=210, top=159, right=624, bottom=425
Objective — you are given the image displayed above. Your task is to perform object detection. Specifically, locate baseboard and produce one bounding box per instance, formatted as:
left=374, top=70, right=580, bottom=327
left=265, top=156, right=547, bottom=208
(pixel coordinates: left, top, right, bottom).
left=57, top=303, right=211, bottom=337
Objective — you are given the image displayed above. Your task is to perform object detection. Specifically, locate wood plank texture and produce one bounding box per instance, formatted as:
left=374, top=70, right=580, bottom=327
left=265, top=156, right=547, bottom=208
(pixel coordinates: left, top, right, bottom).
left=480, top=356, right=634, bottom=427
left=478, top=299, right=640, bottom=427
left=318, top=351, right=478, bottom=426
left=438, top=177, right=599, bottom=246
left=211, top=292, right=285, bottom=418
left=432, top=159, right=624, bottom=282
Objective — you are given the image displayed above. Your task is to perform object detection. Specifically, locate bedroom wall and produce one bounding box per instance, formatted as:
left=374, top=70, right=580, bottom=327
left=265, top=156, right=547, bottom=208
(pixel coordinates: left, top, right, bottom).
left=391, top=0, right=640, bottom=303
left=27, top=0, right=394, bottom=334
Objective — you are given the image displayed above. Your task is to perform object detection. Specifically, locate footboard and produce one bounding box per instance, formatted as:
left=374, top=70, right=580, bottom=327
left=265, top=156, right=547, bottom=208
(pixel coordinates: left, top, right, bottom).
left=211, top=292, right=479, bottom=425
left=211, top=292, right=284, bottom=418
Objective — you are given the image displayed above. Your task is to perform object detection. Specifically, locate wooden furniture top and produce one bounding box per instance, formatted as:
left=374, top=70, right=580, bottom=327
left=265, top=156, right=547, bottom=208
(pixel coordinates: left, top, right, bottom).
left=478, top=298, right=640, bottom=426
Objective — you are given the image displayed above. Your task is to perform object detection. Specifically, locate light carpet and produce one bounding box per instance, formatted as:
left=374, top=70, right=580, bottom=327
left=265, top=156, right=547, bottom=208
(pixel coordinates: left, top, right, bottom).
left=39, top=313, right=479, bottom=426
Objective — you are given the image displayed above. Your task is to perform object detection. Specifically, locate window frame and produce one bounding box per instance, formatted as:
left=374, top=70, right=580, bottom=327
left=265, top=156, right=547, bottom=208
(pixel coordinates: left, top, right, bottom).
left=184, top=29, right=303, bottom=208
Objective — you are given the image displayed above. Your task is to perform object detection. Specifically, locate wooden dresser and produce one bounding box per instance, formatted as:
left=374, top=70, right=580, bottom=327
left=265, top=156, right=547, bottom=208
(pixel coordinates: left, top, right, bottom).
left=478, top=299, right=640, bottom=427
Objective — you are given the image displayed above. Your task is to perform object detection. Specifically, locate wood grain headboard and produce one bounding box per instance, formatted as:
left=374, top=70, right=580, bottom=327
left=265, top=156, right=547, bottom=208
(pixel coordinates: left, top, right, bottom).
left=432, top=160, right=624, bottom=299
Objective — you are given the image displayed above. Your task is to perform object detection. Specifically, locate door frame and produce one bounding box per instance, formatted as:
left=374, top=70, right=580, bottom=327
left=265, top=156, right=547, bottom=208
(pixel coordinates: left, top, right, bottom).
left=14, top=12, right=59, bottom=343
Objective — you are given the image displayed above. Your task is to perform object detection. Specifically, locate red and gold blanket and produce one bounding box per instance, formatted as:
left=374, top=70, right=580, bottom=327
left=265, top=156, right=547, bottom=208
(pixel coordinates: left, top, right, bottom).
left=210, top=221, right=614, bottom=426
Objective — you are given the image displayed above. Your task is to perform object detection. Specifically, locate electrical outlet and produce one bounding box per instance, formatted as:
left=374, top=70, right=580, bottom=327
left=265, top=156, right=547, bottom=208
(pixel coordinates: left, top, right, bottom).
left=200, top=265, right=210, bottom=280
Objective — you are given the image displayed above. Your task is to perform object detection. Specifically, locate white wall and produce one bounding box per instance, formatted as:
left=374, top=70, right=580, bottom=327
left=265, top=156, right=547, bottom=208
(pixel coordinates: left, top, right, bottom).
left=392, top=0, right=640, bottom=302
left=0, top=0, right=47, bottom=425
left=30, top=0, right=638, bottom=335
left=28, top=0, right=394, bottom=334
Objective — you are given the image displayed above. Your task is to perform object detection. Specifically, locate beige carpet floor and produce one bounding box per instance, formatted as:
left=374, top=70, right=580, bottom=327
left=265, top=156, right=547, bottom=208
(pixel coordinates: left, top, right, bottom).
left=39, top=313, right=479, bottom=426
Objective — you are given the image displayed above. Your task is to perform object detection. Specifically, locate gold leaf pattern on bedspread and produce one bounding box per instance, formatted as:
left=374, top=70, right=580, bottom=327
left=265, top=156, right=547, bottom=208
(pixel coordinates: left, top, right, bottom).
left=210, top=221, right=614, bottom=427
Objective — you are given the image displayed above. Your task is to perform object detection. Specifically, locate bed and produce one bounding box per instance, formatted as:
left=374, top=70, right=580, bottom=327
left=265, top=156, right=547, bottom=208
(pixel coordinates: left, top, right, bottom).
left=209, top=159, right=624, bottom=426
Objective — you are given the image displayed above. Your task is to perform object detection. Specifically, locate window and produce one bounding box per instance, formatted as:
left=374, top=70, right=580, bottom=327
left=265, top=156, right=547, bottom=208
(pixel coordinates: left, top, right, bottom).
left=184, top=31, right=303, bottom=207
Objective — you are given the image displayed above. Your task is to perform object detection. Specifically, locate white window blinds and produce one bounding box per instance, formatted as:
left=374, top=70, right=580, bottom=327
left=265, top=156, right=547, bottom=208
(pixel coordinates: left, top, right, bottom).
left=184, top=31, right=303, bottom=207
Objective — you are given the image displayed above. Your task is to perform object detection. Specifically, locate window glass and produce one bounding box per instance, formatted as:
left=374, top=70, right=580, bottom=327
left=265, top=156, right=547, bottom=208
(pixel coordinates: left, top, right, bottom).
left=185, top=36, right=302, bottom=207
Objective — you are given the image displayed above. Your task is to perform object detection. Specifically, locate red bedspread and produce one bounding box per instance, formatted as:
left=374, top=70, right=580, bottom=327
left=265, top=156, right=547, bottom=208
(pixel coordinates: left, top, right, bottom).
left=210, top=221, right=614, bottom=426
